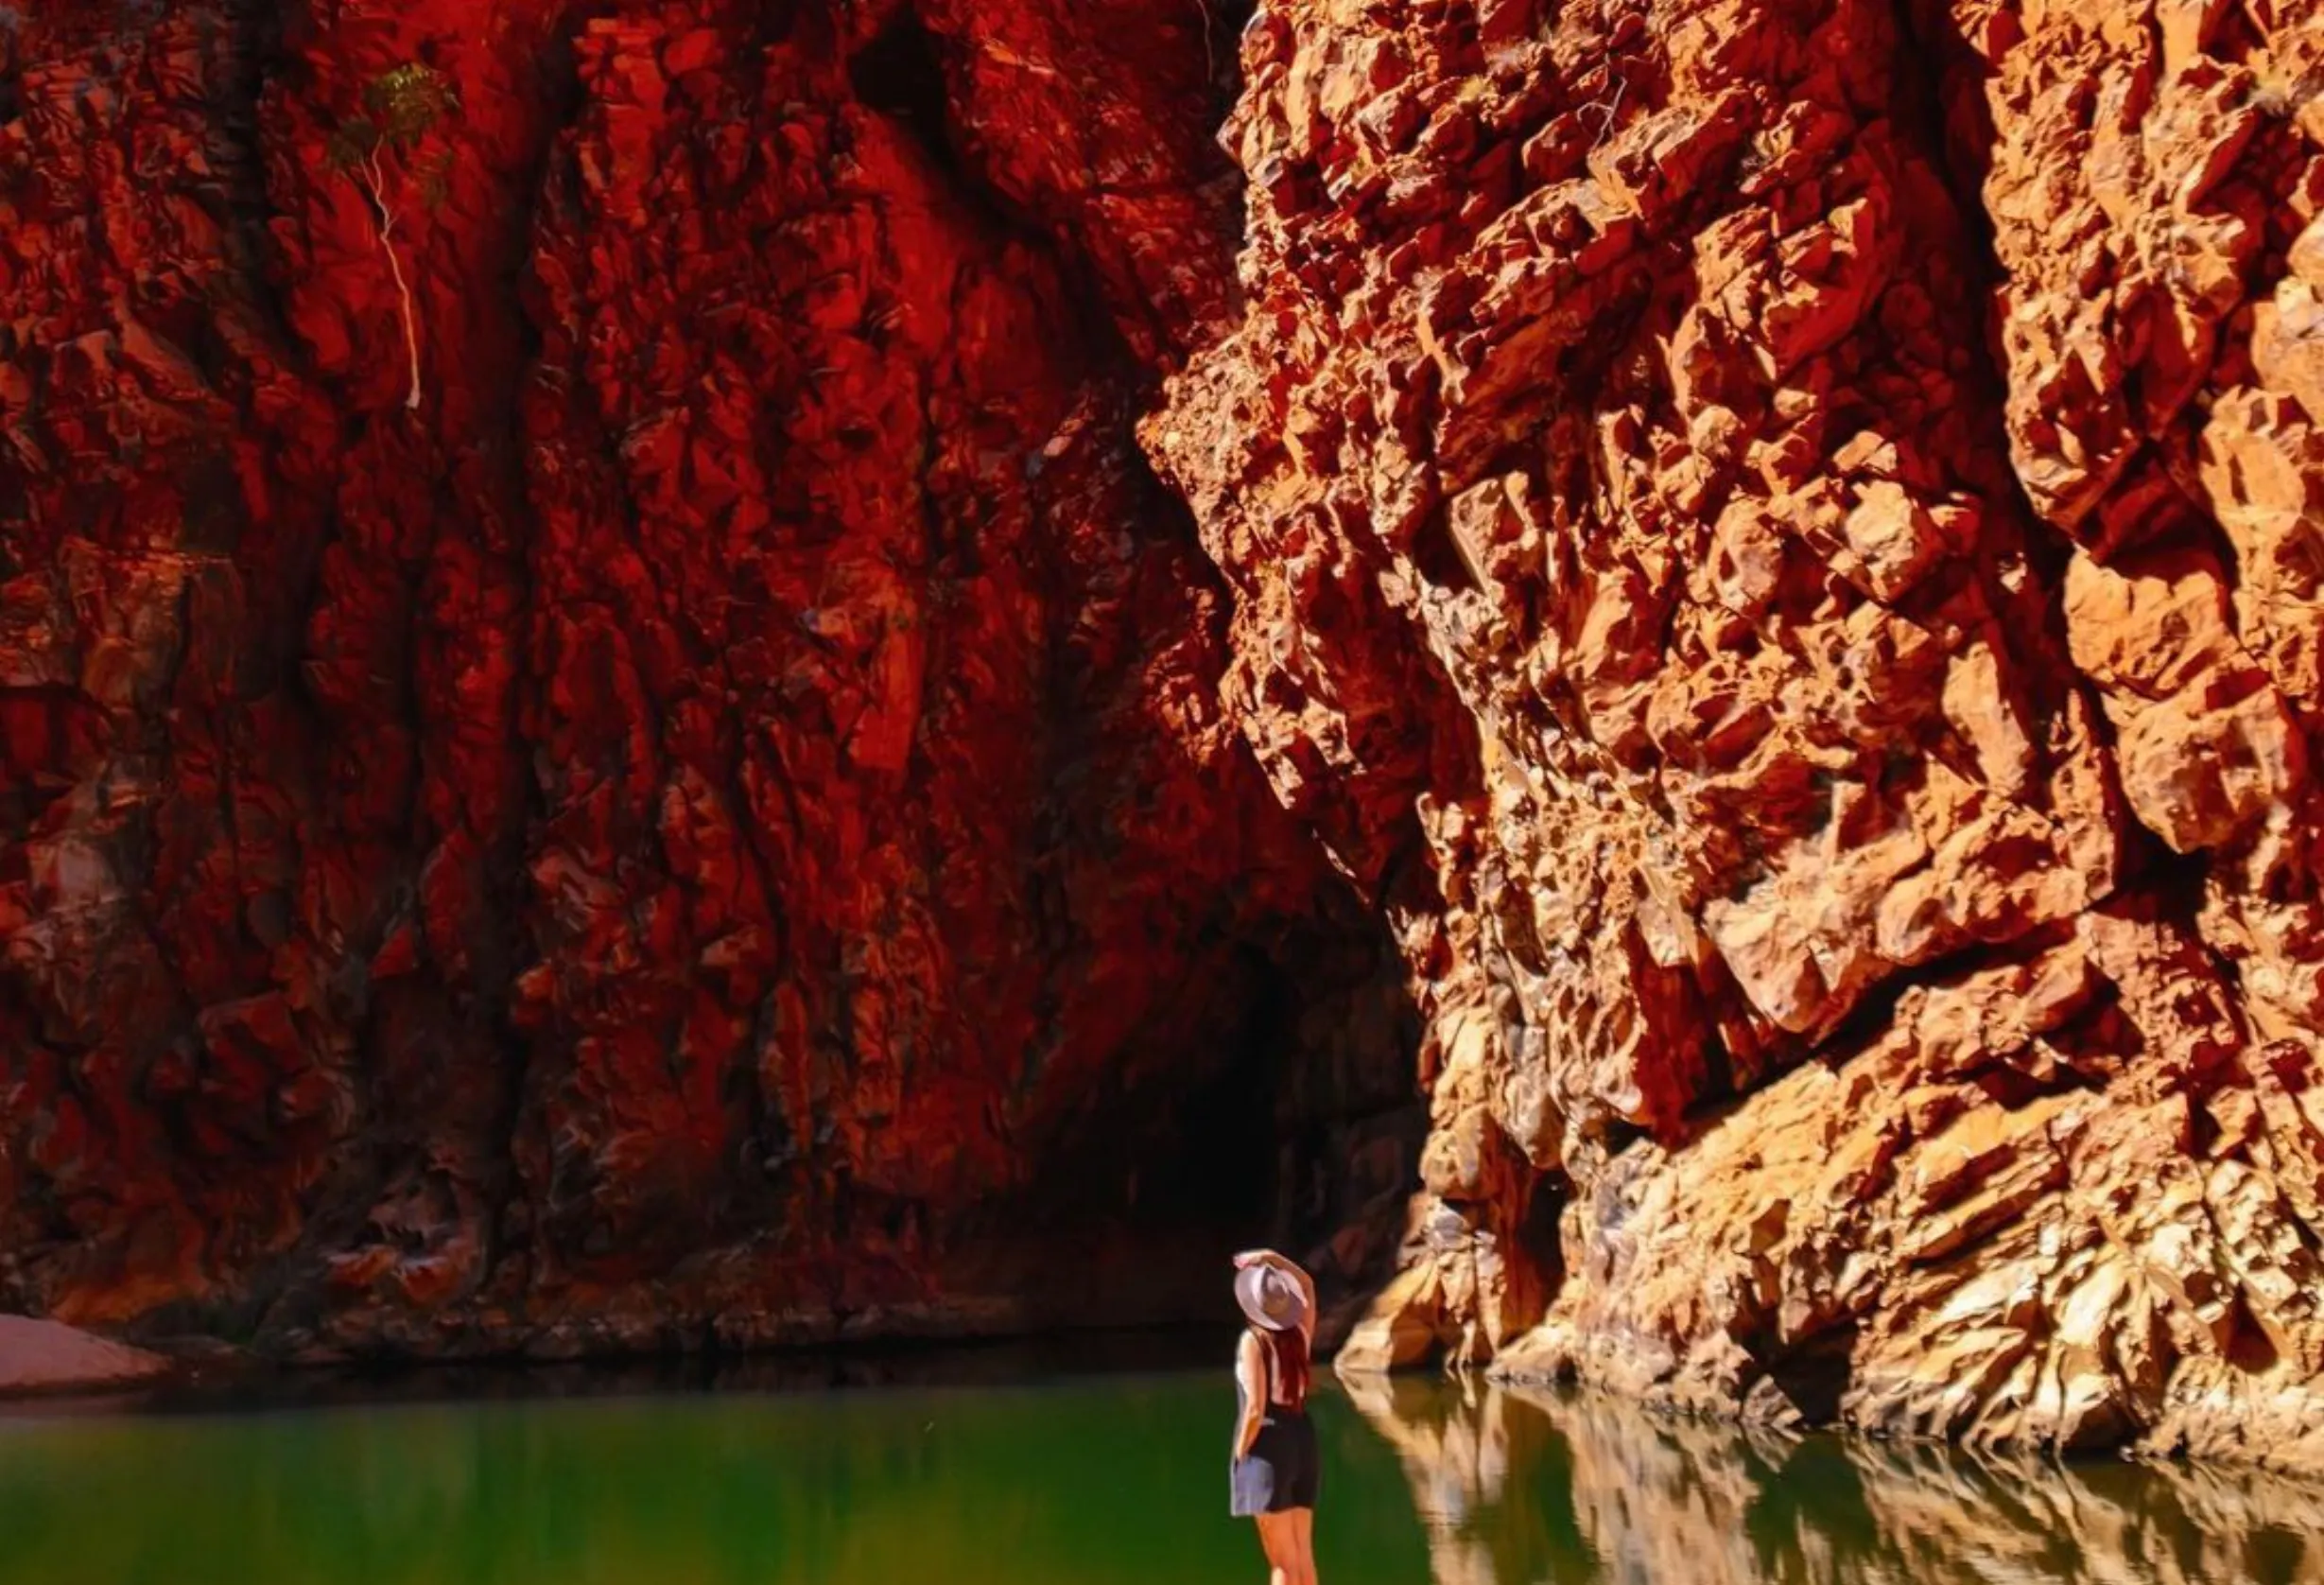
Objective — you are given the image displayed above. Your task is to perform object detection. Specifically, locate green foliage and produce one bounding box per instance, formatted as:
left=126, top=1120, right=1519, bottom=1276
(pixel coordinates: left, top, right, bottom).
left=365, top=61, right=458, bottom=148
left=322, top=61, right=458, bottom=174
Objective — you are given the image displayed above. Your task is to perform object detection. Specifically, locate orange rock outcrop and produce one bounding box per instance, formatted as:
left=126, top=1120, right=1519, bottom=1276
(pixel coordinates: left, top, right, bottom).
left=1146, top=0, right=2324, bottom=1468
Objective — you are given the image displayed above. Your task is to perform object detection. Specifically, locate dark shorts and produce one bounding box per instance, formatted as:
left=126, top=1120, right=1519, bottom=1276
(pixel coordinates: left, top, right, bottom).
left=1230, top=1409, right=1319, bottom=1516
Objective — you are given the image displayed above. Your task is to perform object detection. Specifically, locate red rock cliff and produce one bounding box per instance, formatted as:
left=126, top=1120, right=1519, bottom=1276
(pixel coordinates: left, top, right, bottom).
left=0, top=0, right=1421, bottom=1357
left=1145, top=0, right=2324, bottom=1470
left=7, top=0, right=2324, bottom=1470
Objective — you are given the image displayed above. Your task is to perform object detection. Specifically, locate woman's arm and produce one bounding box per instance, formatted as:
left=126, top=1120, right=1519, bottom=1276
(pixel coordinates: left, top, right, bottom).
left=1233, top=1330, right=1267, bottom=1457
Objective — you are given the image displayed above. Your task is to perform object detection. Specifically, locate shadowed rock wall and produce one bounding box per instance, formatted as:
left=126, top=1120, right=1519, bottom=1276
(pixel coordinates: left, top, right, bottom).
left=0, top=0, right=1419, bottom=1358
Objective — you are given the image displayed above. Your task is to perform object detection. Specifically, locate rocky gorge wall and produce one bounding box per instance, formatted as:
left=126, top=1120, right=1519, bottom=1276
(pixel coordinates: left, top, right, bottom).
left=1145, top=0, right=2324, bottom=1471
left=6, top=0, right=2324, bottom=1472
left=0, top=0, right=1422, bottom=1358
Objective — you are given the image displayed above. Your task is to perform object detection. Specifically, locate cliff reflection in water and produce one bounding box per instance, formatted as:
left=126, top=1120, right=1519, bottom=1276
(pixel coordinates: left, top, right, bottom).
left=1342, top=1375, right=2324, bottom=1585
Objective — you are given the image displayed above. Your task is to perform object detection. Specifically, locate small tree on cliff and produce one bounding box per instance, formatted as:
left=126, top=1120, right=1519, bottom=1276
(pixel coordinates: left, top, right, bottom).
left=324, top=63, right=457, bottom=412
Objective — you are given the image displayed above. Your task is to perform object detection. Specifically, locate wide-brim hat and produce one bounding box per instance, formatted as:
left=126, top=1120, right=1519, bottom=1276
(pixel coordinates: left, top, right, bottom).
left=1234, top=1263, right=1309, bottom=1332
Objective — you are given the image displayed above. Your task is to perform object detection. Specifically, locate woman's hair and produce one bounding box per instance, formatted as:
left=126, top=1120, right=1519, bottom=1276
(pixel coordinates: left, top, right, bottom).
left=1260, top=1325, right=1310, bottom=1405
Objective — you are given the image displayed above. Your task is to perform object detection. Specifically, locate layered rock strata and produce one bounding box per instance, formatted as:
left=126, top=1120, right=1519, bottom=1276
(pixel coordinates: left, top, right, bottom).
left=1146, top=0, right=2324, bottom=1467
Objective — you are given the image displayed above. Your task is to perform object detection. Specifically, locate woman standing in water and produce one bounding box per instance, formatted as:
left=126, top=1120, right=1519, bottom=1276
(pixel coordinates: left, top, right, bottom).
left=1229, top=1248, right=1320, bottom=1585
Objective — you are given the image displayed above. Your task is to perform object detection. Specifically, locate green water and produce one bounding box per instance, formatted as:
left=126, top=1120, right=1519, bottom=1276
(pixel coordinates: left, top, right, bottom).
left=2, top=1360, right=2318, bottom=1584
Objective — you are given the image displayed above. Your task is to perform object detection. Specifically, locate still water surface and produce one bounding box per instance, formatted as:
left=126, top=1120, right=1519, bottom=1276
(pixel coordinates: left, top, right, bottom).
left=1, top=1355, right=2317, bottom=1584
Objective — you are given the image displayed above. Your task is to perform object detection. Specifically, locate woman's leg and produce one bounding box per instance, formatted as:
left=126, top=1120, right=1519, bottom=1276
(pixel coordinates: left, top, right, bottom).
left=1289, top=1507, right=1318, bottom=1585
left=1253, top=1511, right=1296, bottom=1585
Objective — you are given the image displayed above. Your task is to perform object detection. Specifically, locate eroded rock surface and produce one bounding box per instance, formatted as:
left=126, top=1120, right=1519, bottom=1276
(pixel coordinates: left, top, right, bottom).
left=0, top=0, right=1421, bottom=1356
left=1147, top=0, right=2324, bottom=1466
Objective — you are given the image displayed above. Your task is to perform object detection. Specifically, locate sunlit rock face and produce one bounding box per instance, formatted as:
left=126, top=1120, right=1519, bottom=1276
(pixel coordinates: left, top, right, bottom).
left=0, top=0, right=1422, bottom=1356
left=1146, top=0, right=2324, bottom=1468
